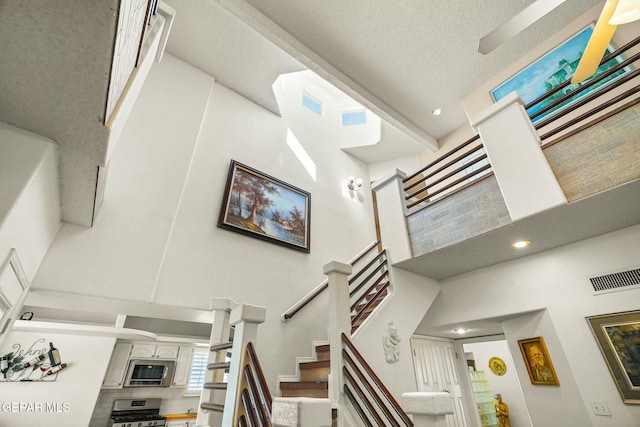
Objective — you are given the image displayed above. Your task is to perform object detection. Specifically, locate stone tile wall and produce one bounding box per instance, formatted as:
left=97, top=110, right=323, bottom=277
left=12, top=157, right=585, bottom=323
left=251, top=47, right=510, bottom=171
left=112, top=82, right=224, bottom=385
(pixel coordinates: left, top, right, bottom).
left=407, top=175, right=511, bottom=257
left=543, top=103, right=640, bottom=202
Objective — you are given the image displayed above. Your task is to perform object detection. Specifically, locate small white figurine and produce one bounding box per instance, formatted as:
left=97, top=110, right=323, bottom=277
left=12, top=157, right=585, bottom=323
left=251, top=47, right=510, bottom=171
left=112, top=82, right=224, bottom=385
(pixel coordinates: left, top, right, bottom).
left=383, top=321, right=401, bottom=363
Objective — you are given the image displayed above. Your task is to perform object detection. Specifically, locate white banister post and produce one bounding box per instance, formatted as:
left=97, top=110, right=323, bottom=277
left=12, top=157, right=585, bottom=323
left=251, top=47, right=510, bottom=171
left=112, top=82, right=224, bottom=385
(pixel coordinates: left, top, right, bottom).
left=401, top=392, right=453, bottom=427
left=470, top=91, right=566, bottom=221
left=221, top=303, right=267, bottom=427
left=324, top=261, right=352, bottom=408
left=196, top=297, right=237, bottom=427
left=371, top=169, right=412, bottom=263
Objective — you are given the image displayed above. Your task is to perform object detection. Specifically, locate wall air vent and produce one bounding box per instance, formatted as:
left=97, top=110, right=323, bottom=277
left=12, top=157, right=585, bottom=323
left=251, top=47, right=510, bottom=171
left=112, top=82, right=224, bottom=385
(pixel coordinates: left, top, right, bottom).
left=590, top=268, right=640, bottom=294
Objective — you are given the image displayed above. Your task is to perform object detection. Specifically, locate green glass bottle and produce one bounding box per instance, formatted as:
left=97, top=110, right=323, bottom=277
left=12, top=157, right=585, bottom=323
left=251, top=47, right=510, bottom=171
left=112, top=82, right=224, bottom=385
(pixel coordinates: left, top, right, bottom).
left=48, top=342, right=61, bottom=366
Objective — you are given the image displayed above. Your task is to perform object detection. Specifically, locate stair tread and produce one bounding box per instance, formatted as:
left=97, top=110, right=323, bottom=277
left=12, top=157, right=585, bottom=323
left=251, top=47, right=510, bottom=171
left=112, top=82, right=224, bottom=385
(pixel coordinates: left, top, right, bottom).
left=299, top=360, right=330, bottom=369
left=280, top=381, right=328, bottom=389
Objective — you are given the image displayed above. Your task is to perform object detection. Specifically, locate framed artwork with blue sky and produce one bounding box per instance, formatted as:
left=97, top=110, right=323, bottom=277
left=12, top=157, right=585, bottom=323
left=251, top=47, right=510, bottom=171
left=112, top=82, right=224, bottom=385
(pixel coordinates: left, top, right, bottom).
left=218, top=160, right=311, bottom=252
left=490, top=24, right=632, bottom=123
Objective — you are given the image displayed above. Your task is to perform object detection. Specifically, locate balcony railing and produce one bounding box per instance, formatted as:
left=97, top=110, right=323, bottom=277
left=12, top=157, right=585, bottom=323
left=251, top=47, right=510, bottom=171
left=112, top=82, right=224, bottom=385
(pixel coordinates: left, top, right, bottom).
left=402, top=35, right=640, bottom=212
left=402, top=135, right=492, bottom=211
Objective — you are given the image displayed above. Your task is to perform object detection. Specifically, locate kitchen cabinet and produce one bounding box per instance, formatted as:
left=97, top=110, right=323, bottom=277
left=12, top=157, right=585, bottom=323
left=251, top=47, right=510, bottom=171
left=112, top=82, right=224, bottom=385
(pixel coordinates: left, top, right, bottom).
left=102, top=342, right=133, bottom=388
left=172, top=346, right=194, bottom=387
left=131, top=343, right=179, bottom=359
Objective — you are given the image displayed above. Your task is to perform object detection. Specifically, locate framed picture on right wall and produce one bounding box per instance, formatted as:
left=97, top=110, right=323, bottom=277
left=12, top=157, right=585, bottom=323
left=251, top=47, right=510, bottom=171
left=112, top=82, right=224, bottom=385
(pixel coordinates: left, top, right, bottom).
left=518, top=336, right=560, bottom=386
left=587, top=310, right=640, bottom=403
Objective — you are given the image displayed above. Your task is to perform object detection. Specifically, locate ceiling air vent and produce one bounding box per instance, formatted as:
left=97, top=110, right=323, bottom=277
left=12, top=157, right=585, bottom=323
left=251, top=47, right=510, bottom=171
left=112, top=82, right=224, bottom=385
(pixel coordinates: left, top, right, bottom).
left=590, top=268, right=640, bottom=294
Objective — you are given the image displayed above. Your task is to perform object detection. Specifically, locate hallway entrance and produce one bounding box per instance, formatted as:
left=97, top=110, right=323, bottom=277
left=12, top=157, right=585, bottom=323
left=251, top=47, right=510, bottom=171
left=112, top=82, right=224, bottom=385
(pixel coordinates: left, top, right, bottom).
left=410, top=337, right=469, bottom=427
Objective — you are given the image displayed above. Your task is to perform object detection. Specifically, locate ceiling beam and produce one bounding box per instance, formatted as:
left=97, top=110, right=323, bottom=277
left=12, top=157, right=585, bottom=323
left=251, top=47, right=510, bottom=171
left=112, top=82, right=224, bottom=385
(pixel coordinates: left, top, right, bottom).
left=214, top=0, right=440, bottom=151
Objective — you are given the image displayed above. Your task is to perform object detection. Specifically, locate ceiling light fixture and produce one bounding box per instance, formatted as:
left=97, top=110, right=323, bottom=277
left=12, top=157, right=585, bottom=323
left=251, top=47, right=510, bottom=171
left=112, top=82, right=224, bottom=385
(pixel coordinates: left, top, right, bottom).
left=609, top=0, right=640, bottom=25
left=511, top=240, right=531, bottom=249
left=453, top=328, right=468, bottom=334
left=432, top=107, right=443, bottom=116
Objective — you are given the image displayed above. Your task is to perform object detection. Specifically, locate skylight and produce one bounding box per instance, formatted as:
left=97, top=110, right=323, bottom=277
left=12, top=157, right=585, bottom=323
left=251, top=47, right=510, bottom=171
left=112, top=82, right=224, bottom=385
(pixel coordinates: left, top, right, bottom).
left=342, top=110, right=367, bottom=126
left=301, top=93, right=322, bottom=115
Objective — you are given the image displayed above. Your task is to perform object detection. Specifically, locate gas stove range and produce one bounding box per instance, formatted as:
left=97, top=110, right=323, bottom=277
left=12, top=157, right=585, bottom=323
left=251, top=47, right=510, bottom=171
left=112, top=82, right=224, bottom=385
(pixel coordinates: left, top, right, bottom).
left=108, top=398, right=166, bottom=427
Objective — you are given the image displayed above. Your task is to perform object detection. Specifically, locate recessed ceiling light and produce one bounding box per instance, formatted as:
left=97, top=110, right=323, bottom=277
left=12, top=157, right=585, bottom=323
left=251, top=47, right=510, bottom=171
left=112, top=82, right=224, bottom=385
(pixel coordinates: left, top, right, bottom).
left=453, top=328, right=468, bottom=334
left=432, top=107, right=443, bottom=116
left=511, top=240, right=531, bottom=249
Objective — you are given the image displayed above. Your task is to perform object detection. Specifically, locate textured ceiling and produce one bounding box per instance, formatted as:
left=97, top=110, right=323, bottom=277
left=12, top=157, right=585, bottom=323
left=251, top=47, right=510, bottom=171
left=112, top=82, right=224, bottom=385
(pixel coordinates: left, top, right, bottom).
left=165, top=0, right=602, bottom=145
left=0, top=0, right=605, bottom=226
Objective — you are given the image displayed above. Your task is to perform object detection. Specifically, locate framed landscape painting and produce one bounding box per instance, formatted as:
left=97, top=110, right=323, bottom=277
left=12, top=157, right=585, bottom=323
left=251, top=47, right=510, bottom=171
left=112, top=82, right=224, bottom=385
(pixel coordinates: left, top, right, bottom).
left=587, top=310, right=640, bottom=403
left=490, top=24, right=632, bottom=123
left=218, top=160, right=311, bottom=253
left=518, top=336, right=560, bottom=386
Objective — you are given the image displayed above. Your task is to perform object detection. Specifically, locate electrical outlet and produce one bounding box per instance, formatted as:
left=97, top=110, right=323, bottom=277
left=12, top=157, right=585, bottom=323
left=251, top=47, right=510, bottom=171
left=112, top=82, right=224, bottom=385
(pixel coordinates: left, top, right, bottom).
left=590, top=401, right=611, bottom=416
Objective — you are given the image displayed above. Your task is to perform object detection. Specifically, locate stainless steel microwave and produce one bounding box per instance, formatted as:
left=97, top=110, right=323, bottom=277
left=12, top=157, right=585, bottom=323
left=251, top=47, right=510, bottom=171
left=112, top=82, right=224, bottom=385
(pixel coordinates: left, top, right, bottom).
left=124, top=359, right=175, bottom=387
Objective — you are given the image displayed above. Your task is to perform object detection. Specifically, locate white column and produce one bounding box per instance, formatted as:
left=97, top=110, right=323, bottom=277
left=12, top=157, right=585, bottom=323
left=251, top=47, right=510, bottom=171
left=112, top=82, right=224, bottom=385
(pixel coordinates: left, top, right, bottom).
left=401, top=392, right=453, bottom=427
left=324, top=261, right=352, bottom=408
left=221, top=303, right=267, bottom=427
left=371, top=169, right=412, bottom=263
left=470, top=91, right=566, bottom=221
left=196, top=297, right=237, bottom=427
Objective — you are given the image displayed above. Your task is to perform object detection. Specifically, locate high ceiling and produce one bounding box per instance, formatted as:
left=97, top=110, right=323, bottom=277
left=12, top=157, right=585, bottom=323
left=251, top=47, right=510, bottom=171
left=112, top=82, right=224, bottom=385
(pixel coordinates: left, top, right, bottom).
left=163, top=0, right=602, bottom=144
left=0, top=0, right=604, bottom=226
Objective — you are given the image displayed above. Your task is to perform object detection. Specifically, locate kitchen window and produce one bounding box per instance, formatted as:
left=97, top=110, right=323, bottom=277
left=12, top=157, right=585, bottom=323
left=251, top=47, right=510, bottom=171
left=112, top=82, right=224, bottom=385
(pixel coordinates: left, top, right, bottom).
left=186, top=348, right=208, bottom=395
left=185, top=347, right=231, bottom=396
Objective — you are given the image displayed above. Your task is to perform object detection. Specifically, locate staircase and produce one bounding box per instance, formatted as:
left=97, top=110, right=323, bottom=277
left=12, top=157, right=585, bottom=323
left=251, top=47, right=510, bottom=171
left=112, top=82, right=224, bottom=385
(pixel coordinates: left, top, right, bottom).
left=280, top=344, right=330, bottom=398
left=278, top=247, right=391, bottom=402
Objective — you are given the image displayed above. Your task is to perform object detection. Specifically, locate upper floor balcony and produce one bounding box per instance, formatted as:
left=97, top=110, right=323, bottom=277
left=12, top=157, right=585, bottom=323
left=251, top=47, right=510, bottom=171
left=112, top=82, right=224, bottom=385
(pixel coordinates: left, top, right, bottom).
left=374, top=35, right=640, bottom=280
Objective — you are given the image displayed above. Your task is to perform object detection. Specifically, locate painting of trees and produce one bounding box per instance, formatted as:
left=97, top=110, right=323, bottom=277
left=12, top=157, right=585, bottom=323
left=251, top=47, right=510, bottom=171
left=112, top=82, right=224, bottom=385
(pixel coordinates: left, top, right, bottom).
left=219, top=161, right=311, bottom=252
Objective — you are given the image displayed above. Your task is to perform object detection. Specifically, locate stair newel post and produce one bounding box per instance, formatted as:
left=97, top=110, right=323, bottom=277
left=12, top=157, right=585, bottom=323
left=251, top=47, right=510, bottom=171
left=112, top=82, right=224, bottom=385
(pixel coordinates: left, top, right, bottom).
left=196, top=297, right=237, bottom=427
left=221, top=303, right=267, bottom=427
left=324, top=261, right=353, bottom=409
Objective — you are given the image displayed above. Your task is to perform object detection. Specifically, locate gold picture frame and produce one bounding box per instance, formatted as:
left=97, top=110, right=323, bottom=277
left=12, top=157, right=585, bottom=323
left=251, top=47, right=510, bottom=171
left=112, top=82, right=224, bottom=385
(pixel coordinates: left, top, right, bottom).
left=518, top=336, right=560, bottom=386
left=587, top=310, right=640, bottom=403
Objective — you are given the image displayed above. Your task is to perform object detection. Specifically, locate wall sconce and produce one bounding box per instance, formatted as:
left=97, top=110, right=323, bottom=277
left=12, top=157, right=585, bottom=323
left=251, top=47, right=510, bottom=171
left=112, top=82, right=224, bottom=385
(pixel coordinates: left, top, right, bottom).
left=347, top=176, right=363, bottom=191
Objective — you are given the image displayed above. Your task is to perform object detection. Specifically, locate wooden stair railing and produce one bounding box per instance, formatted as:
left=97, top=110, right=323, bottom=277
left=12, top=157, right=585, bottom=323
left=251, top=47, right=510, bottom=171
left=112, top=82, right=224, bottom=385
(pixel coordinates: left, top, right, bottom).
left=235, top=342, right=272, bottom=426
left=283, top=240, right=391, bottom=333
left=349, top=249, right=390, bottom=334
left=341, top=333, right=413, bottom=427
left=283, top=240, right=381, bottom=320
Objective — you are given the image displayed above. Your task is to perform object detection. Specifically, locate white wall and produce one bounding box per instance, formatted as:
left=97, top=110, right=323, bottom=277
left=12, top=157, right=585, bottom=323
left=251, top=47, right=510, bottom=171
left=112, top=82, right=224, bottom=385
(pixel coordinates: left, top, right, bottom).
left=464, top=340, right=531, bottom=427
left=32, top=53, right=378, bottom=392
left=0, top=330, right=115, bottom=426
left=0, top=122, right=60, bottom=282
left=353, top=267, right=441, bottom=396
left=420, top=224, right=640, bottom=426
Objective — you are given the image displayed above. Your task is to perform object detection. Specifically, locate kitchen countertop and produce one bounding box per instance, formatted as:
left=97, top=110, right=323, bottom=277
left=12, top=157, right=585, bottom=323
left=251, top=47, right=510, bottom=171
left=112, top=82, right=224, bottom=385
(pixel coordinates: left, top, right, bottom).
left=163, top=413, right=197, bottom=420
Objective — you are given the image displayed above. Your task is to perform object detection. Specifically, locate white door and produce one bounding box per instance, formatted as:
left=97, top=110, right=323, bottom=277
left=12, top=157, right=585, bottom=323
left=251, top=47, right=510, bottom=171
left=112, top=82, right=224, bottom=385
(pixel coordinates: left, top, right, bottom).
left=411, top=337, right=468, bottom=427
